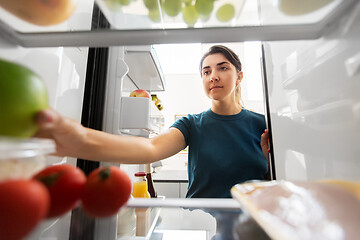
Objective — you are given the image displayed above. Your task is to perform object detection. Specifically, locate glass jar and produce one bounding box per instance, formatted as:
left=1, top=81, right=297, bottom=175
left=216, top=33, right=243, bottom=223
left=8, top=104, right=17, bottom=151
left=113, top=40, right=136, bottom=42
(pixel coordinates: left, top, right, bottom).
left=132, top=172, right=151, bottom=198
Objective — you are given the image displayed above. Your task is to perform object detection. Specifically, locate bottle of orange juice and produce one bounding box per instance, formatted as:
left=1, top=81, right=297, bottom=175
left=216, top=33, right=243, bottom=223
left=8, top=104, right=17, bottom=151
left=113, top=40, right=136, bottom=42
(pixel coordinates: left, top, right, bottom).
left=132, top=172, right=150, bottom=198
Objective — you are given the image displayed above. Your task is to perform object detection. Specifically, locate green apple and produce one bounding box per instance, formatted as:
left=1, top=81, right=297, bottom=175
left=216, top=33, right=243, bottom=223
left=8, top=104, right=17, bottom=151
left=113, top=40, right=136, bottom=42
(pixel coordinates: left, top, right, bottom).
left=0, top=59, right=48, bottom=138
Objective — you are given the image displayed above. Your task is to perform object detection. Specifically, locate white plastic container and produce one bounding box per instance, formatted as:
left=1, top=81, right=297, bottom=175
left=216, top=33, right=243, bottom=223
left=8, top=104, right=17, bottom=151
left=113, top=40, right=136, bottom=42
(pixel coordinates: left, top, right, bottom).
left=120, top=97, right=151, bottom=130
left=119, top=96, right=165, bottom=137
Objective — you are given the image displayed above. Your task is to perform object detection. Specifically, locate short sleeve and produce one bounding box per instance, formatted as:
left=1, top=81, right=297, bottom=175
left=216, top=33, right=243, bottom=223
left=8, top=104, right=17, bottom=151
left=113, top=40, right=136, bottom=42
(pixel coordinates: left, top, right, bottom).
left=171, top=115, right=192, bottom=146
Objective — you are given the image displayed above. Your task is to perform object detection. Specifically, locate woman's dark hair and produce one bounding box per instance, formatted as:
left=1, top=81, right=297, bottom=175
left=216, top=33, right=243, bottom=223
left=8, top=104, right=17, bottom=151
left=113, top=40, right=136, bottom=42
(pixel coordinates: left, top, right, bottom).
left=199, top=45, right=242, bottom=75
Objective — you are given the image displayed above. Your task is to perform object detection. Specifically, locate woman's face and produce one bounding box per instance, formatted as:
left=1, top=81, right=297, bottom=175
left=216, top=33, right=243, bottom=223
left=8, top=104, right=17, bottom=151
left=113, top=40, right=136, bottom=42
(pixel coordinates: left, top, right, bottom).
left=201, top=53, right=241, bottom=103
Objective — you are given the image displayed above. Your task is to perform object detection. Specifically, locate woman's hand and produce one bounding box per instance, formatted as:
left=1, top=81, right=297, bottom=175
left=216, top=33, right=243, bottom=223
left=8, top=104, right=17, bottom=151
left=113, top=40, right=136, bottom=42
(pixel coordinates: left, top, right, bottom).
left=260, top=129, right=270, bottom=163
left=261, top=129, right=271, bottom=180
left=34, top=109, right=87, bottom=158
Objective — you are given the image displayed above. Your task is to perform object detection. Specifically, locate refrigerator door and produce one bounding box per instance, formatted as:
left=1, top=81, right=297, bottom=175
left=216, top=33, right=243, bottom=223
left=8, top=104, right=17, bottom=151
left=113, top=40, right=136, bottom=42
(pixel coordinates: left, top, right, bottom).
left=0, top=1, right=95, bottom=240
left=102, top=45, right=165, bottom=136
left=263, top=2, right=360, bottom=181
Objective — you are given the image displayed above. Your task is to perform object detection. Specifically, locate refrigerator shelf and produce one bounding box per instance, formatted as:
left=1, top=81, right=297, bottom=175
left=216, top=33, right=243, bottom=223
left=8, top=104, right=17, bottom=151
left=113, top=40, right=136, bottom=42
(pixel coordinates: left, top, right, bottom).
left=125, top=197, right=240, bottom=210
left=119, top=197, right=244, bottom=240
left=0, top=0, right=356, bottom=47
left=117, top=204, right=162, bottom=240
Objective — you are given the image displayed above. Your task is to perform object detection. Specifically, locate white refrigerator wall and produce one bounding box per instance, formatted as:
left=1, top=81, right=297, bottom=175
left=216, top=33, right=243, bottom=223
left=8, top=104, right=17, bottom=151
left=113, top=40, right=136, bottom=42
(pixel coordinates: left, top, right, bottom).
left=265, top=3, right=360, bottom=181
left=102, top=46, right=141, bottom=178
left=0, top=1, right=94, bottom=239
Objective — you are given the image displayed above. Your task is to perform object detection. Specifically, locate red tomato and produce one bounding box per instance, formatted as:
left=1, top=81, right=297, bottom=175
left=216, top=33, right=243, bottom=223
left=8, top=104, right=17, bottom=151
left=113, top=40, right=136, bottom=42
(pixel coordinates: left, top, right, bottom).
left=33, top=164, right=86, bottom=218
left=81, top=166, right=132, bottom=218
left=0, top=179, right=50, bottom=240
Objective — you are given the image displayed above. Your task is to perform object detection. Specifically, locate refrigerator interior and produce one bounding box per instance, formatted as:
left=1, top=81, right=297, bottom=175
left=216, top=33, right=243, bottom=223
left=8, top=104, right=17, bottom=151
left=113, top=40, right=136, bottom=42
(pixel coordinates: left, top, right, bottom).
left=263, top=1, right=360, bottom=181
left=0, top=0, right=359, bottom=239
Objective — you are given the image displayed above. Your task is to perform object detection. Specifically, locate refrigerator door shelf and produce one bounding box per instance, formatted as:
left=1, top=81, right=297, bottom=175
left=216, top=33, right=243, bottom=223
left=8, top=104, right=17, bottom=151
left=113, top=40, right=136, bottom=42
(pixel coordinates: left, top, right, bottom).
left=124, top=46, right=166, bottom=92
left=119, top=97, right=163, bottom=137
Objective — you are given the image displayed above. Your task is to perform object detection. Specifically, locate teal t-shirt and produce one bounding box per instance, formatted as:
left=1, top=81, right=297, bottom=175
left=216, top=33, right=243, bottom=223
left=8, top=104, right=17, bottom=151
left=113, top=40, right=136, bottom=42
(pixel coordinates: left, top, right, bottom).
left=171, top=108, right=268, bottom=198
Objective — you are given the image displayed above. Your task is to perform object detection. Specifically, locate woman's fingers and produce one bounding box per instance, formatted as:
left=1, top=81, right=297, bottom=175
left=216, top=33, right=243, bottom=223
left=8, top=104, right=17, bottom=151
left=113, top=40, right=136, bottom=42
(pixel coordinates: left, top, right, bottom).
left=260, top=129, right=269, bottom=147
left=35, top=109, right=58, bottom=129
left=261, top=129, right=270, bottom=162
left=33, top=108, right=64, bottom=140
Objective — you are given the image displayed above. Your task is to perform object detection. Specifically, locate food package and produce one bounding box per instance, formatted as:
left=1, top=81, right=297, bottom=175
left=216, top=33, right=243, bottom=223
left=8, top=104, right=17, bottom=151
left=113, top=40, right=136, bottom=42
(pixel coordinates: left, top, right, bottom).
left=231, top=180, right=360, bottom=240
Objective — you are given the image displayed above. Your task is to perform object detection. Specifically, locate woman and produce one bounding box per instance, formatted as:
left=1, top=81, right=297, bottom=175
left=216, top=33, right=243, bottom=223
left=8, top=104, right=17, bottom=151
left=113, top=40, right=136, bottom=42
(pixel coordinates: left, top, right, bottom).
left=35, top=45, right=270, bottom=198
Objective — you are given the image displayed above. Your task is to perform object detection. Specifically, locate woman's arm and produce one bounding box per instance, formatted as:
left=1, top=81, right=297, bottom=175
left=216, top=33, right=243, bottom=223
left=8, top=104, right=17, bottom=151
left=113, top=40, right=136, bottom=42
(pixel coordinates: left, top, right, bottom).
left=35, top=109, right=186, bottom=164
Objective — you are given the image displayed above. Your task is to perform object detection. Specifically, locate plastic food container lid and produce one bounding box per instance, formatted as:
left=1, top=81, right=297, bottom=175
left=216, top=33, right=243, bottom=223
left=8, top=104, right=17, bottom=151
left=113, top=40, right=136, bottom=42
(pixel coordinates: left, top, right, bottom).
left=135, top=172, right=146, bottom=177
left=0, top=137, right=55, bottom=159
left=0, top=137, right=56, bottom=181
